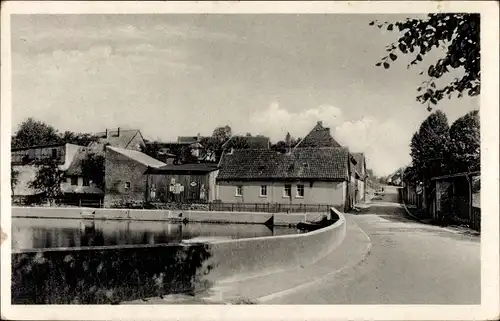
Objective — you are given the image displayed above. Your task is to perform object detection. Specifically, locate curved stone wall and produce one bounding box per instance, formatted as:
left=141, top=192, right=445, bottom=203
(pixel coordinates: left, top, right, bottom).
left=200, top=209, right=346, bottom=284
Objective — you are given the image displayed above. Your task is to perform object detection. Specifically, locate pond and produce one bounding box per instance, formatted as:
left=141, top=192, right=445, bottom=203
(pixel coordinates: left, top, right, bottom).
left=12, top=218, right=300, bottom=251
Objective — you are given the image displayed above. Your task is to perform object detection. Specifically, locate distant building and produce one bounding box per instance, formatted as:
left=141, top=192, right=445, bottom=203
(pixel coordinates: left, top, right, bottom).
left=103, top=146, right=166, bottom=207
left=352, top=152, right=367, bottom=202
left=11, top=143, right=103, bottom=204
left=216, top=147, right=356, bottom=212
left=89, top=128, right=146, bottom=152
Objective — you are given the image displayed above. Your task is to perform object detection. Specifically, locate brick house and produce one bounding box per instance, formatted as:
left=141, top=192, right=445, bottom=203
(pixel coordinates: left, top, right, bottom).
left=216, top=147, right=356, bottom=212
left=103, top=146, right=166, bottom=207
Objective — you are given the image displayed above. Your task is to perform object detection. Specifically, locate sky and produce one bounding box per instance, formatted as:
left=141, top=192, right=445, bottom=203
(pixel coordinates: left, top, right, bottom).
left=10, top=14, right=479, bottom=176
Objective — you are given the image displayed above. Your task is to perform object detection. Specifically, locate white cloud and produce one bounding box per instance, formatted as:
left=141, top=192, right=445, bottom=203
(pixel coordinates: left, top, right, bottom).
left=248, top=102, right=343, bottom=140
left=334, top=117, right=412, bottom=176
left=249, top=102, right=412, bottom=176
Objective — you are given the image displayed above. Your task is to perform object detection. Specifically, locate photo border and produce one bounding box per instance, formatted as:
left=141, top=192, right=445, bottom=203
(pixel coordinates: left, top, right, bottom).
left=1, top=1, right=498, bottom=320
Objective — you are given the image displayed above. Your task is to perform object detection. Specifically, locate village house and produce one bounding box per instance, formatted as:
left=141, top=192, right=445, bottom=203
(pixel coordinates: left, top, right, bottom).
left=11, top=143, right=103, bottom=204
left=103, top=146, right=166, bottom=207
left=352, top=152, right=367, bottom=202
left=216, top=147, right=357, bottom=212
left=145, top=163, right=219, bottom=204
left=89, top=128, right=146, bottom=152
left=294, top=121, right=342, bottom=148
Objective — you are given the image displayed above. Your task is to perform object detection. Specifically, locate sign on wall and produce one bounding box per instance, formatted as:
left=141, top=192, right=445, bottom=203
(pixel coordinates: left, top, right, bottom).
left=169, top=183, right=184, bottom=194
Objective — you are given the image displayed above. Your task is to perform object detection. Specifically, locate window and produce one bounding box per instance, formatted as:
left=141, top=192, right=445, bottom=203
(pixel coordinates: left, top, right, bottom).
left=70, top=177, right=78, bottom=186
left=296, top=184, right=305, bottom=198
left=260, top=185, right=267, bottom=197
left=51, top=148, right=57, bottom=158
left=283, top=184, right=291, bottom=198
left=82, top=177, right=90, bottom=186
left=235, top=185, right=243, bottom=197
left=124, top=182, right=131, bottom=190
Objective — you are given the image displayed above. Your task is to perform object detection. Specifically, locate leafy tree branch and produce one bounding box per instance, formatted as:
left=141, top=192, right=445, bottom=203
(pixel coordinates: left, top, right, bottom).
left=371, top=13, right=480, bottom=109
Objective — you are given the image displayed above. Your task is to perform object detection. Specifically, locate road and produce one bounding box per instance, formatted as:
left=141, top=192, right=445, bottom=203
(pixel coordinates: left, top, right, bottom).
left=262, top=185, right=481, bottom=304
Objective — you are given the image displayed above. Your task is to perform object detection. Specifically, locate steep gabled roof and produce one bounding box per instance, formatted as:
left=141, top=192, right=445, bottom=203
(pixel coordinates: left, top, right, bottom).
left=352, top=152, right=366, bottom=177
left=295, top=121, right=342, bottom=148
left=217, top=147, right=349, bottom=181
left=107, top=146, right=166, bottom=168
left=94, top=129, right=145, bottom=150
left=66, top=148, right=91, bottom=176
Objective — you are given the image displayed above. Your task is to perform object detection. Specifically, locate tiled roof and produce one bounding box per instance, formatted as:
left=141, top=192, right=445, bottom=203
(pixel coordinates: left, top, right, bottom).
left=222, top=135, right=271, bottom=149
left=295, top=121, right=342, bottom=148
left=107, top=146, right=166, bottom=168
left=148, top=163, right=219, bottom=174
left=217, top=147, right=349, bottom=181
left=93, top=129, right=144, bottom=149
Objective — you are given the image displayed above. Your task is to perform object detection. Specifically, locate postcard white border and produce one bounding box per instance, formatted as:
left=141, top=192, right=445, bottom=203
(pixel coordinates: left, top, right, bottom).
left=1, top=1, right=499, bottom=320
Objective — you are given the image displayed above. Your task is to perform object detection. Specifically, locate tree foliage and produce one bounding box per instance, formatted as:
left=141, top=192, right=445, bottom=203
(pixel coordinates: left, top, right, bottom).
left=12, top=118, right=61, bottom=149
left=448, top=109, right=480, bottom=173
left=60, top=131, right=99, bottom=146
left=270, top=133, right=302, bottom=153
left=410, top=110, right=450, bottom=180
left=179, top=145, right=199, bottom=164
left=81, top=152, right=106, bottom=190
left=28, top=158, right=65, bottom=203
left=225, top=136, right=250, bottom=150
left=371, top=14, right=480, bottom=109
left=12, top=118, right=100, bottom=149
left=406, top=109, right=480, bottom=184
left=141, top=139, right=163, bottom=160
left=212, top=125, right=232, bottom=140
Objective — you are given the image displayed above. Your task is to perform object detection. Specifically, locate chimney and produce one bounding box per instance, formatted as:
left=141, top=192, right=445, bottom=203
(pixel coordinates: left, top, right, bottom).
left=117, top=127, right=121, bottom=137
left=285, top=132, right=291, bottom=154
left=317, top=121, right=323, bottom=127
left=197, top=133, right=201, bottom=142
left=105, top=128, right=108, bottom=138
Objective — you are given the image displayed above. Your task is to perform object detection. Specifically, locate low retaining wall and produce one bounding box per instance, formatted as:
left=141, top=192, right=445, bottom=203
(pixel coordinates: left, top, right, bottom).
left=11, top=209, right=346, bottom=304
left=12, top=207, right=330, bottom=226
left=202, top=209, right=346, bottom=283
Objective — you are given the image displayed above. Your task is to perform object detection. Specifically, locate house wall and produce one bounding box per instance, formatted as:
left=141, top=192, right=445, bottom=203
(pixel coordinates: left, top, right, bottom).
left=12, top=145, right=66, bottom=165
left=146, top=171, right=215, bottom=203
left=208, top=170, right=219, bottom=201
left=216, top=180, right=345, bottom=207
left=104, top=148, right=148, bottom=207
left=11, top=165, right=39, bottom=196
left=357, top=179, right=366, bottom=202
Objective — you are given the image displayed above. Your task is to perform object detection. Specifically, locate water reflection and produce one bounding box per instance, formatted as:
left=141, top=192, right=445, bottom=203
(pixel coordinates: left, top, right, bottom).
left=12, top=218, right=299, bottom=250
